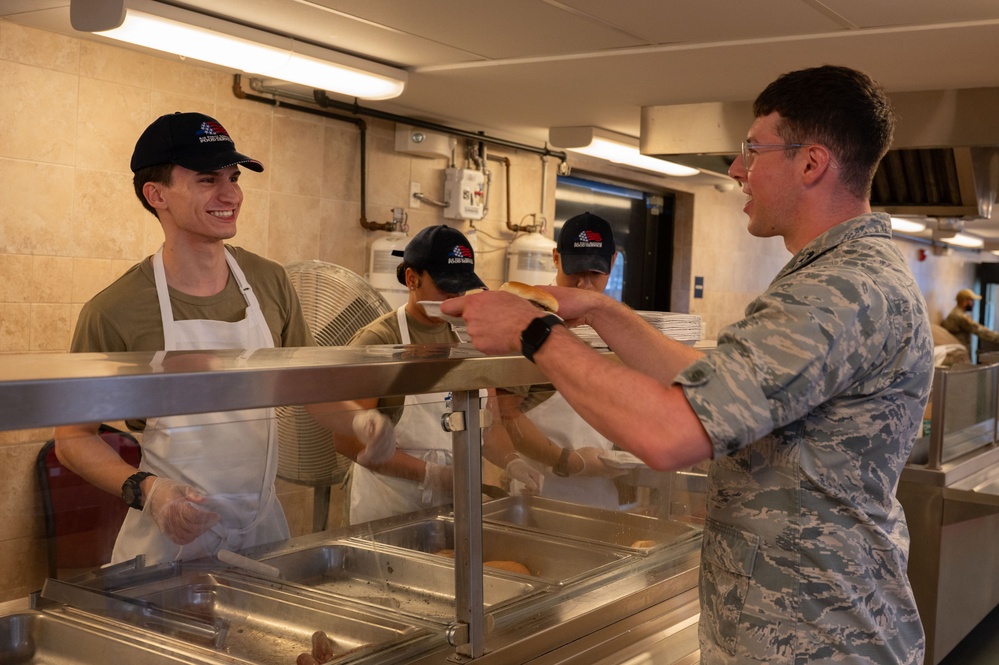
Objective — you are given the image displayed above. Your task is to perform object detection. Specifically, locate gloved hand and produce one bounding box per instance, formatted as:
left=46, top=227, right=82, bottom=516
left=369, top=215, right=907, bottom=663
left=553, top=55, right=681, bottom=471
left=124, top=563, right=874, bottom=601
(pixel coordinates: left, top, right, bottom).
left=144, top=477, right=220, bottom=545
left=352, top=410, right=396, bottom=466
left=575, top=447, right=628, bottom=478
left=505, top=455, right=544, bottom=494
left=422, top=462, right=453, bottom=495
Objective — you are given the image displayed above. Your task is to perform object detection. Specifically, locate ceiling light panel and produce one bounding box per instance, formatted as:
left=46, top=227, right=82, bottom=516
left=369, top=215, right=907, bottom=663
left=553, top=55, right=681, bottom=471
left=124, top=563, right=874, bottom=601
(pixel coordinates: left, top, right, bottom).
left=70, top=0, right=408, bottom=100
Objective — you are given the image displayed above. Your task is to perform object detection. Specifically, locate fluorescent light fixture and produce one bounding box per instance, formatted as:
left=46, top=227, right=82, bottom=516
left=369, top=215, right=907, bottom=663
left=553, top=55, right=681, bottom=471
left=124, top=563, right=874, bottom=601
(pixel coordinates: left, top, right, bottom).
left=889, top=217, right=927, bottom=234
left=70, top=0, right=408, bottom=100
left=549, top=126, right=699, bottom=177
left=941, top=232, right=984, bottom=249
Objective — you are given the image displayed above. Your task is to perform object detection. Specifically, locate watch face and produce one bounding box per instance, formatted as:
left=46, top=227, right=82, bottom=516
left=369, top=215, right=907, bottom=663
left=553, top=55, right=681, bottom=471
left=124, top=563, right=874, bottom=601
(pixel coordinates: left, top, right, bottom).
left=122, top=472, right=150, bottom=508
left=521, top=314, right=561, bottom=362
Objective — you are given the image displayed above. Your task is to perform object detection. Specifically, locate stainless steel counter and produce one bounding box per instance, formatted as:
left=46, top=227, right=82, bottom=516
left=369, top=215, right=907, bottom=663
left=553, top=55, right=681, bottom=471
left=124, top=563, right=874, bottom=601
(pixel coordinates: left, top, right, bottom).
left=0, top=344, right=550, bottom=429
left=2, top=344, right=703, bottom=664
left=899, top=363, right=999, bottom=664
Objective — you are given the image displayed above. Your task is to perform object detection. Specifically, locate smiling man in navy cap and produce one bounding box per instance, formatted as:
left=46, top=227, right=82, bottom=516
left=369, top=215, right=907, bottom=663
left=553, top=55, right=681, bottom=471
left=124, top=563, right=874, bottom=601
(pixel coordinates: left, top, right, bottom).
left=55, top=112, right=314, bottom=566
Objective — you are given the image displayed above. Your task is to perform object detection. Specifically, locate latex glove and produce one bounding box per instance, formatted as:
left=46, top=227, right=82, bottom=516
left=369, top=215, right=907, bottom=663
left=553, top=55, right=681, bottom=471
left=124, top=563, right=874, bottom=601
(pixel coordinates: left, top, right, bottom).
left=575, top=447, right=628, bottom=478
left=505, top=455, right=544, bottom=494
left=421, top=462, right=453, bottom=505
left=422, top=462, right=453, bottom=493
left=352, top=410, right=397, bottom=466
left=144, top=477, right=220, bottom=545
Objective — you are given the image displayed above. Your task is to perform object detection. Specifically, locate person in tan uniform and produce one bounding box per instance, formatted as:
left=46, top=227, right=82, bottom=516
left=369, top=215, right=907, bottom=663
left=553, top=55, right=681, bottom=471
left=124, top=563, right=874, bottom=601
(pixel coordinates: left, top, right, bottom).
left=941, top=288, right=999, bottom=356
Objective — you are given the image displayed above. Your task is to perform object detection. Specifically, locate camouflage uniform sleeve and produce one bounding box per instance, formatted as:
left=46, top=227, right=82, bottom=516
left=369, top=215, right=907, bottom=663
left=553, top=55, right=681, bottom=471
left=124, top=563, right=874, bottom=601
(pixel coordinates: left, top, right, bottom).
left=970, top=320, right=999, bottom=344
left=677, top=266, right=890, bottom=458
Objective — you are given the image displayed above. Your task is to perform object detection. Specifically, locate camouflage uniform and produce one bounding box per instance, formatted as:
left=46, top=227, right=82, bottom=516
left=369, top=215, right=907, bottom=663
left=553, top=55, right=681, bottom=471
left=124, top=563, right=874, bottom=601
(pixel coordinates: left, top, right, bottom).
left=676, top=213, right=933, bottom=664
left=941, top=305, right=999, bottom=352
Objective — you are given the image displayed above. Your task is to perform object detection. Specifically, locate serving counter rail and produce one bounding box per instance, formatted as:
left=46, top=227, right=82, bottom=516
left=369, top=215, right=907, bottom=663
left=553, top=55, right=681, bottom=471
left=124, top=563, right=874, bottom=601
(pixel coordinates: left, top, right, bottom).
left=1, top=344, right=704, bottom=664
left=900, top=363, right=999, bottom=664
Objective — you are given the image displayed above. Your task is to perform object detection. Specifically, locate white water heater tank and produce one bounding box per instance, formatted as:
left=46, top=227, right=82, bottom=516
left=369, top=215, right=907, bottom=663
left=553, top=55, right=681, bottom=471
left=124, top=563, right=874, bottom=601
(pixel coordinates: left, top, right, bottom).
left=368, top=231, right=409, bottom=309
left=506, top=232, right=557, bottom=286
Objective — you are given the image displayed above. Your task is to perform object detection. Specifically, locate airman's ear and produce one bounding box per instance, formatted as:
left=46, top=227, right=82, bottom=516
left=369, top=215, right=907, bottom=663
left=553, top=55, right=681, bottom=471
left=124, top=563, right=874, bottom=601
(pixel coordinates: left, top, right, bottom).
left=801, top=144, right=834, bottom=184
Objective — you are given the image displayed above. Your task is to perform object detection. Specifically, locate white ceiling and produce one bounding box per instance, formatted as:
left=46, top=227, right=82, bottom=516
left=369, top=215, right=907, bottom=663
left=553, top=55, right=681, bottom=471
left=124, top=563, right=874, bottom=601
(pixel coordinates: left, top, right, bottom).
left=6, top=0, right=999, bottom=238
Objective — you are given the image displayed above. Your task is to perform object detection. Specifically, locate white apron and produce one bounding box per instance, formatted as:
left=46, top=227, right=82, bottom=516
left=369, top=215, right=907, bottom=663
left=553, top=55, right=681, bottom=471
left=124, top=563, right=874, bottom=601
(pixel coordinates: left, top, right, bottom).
left=521, top=393, right=620, bottom=509
left=349, top=307, right=455, bottom=524
left=111, top=246, right=289, bottom=564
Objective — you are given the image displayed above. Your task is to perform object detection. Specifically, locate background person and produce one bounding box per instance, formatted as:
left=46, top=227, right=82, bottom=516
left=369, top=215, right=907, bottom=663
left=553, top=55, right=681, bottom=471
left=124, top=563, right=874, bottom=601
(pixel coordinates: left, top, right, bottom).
left=445, top=65, right=933, bottom=664
left=501, top=212, right=627, bottom=509
left=54, top=112, right=314, bottom=565
left=941, top=288, right=999, bottom=360
left=329, top=224, right=543, bottom=524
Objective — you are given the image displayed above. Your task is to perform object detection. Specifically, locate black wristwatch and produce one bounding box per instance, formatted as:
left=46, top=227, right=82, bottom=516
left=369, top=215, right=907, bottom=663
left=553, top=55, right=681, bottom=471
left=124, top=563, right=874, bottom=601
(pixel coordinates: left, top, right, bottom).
left=552, top=447, right=573, bottom=477
left=121, top=471, right=156, bottom=510
left=520, top=314, right=564, bottom=363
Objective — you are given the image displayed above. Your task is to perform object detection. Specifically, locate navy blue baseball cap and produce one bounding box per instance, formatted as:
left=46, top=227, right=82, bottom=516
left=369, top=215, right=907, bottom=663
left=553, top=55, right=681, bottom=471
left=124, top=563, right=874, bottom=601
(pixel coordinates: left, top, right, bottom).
left=393, top=225, right=486, bottom=294
left=130, top=112, right=263, bottom=173
left=557, top=212, right=616, bottom=274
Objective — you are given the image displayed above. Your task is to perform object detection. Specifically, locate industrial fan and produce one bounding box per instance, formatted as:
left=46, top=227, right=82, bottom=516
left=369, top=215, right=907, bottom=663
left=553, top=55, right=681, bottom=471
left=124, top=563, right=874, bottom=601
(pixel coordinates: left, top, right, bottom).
left=277, top=260, right=393, bottom=532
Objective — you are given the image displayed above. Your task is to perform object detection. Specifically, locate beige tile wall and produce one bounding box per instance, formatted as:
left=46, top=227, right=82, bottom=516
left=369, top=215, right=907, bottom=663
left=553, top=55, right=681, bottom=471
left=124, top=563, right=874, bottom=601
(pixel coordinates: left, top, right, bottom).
left=0, top=19, right=981, bottom=602
left=0, top=20, right=594, bottom=602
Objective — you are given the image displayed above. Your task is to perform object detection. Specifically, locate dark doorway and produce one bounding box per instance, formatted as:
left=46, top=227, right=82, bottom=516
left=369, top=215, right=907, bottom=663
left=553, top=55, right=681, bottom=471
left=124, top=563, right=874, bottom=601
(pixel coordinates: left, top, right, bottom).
left=554, top=175, right=675, bottom=311
left=974, top=265, right=999, bottom=361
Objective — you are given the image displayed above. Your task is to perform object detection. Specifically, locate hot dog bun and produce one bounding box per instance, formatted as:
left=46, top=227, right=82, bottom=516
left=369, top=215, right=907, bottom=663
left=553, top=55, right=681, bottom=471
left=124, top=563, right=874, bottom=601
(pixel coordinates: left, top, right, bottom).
left=499, top=281, right=559, bottom=313
left=484, top=560, right=532, bottom=575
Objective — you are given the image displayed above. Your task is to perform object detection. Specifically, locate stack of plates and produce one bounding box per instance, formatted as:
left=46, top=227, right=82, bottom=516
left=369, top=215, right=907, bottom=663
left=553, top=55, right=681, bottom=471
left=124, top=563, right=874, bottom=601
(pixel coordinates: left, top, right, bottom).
left=572, top=311, right=702, bottom=348
left=637, top=311, right=703, bottom=342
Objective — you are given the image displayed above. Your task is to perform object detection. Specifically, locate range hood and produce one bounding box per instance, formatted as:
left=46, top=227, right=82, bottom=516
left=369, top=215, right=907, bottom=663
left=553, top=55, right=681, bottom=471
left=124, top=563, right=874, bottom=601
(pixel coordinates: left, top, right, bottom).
left=641, top=88, right=999, bottom=220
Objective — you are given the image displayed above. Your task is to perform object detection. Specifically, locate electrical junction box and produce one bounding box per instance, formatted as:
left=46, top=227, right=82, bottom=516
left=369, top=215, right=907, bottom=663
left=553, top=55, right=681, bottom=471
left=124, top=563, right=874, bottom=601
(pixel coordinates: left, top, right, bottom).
left=394, top=124, right=455, bottom=159
left=443, top=167, right=485, bottom=220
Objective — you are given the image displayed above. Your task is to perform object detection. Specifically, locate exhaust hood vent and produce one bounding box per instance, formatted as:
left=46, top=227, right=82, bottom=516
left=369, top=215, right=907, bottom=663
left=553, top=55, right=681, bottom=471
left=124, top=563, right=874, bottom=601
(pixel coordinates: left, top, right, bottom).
left=641, top=89, right=999, bottom=220
left=871, top=147, right=997, bottom=220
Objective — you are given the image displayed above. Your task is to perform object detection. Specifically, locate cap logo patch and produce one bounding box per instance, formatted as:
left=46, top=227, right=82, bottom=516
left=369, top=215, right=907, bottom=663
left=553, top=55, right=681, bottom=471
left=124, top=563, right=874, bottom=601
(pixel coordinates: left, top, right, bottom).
left=447, top=244, right=473, bottom=265
left=574, top=229, right=603, bottom=248
left=196, top=121, right=234, bottom=145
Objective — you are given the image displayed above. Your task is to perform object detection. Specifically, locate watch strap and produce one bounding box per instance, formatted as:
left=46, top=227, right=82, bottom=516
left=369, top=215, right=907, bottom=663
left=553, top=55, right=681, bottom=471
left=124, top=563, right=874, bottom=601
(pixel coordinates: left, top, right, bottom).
left=552, top=447, right=573, bottom=477
left=520, top=313, right=564, bottom=363
left=122, top=471, right=155, bottom=509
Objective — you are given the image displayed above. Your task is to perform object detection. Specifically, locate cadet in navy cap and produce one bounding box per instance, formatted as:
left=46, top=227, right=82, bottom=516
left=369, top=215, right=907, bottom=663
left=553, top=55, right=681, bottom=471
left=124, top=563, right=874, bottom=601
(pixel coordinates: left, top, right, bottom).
left=338, top=224, right=542, bottom=525
left=393, top=224, right=486, bottom=295
left=501, top=212, right=625, bottom=508
left=55, top=112, right=314, bottom=566
left=554, top=212, right=617, bottom=292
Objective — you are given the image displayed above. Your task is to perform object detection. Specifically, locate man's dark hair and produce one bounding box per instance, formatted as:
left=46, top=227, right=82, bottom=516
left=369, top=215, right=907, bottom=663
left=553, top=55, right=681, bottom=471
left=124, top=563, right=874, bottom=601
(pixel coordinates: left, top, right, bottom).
left=132, top=163, right=174, bottom=217
left=396, top=260, right=426, bottom=286
left=753, top=64, right=895, bottom=199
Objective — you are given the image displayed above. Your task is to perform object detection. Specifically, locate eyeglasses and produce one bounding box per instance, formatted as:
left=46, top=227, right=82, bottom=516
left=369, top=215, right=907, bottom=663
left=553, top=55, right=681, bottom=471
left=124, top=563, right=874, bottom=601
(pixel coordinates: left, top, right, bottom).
left=740, top=142, right=812, bottom=170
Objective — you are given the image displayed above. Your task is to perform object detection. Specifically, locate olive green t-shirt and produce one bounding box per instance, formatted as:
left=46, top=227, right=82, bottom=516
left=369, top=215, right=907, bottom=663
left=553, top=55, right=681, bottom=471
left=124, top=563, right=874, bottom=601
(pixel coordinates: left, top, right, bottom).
left=71, top=245, right=314, bottom=353
left=348, top=307, right=457, bottom=416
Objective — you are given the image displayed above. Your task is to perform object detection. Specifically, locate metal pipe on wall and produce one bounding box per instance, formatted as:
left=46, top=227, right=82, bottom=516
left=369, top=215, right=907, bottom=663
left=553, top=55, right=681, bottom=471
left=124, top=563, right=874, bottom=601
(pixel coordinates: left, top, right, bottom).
left=232, top=75, right=400, bottom=232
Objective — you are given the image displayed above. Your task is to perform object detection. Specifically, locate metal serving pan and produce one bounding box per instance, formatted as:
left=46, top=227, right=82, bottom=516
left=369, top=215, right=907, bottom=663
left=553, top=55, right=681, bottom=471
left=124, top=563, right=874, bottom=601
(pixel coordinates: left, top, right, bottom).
left=353, top=516, right=631, bottom=586
left=0, top=609, right=221, bottom=665
left=257, top=541, right=543, bottom=623
left=121, top=571, right=433, bottom=664
left=480, top=495, right=702, bottom=555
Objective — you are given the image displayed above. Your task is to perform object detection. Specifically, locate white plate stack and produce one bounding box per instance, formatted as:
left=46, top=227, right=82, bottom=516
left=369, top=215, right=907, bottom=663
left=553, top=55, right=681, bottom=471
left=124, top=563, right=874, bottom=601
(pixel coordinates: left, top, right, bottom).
left=572, top=311, right=702, bottom=348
